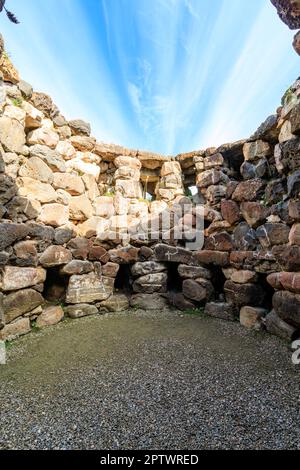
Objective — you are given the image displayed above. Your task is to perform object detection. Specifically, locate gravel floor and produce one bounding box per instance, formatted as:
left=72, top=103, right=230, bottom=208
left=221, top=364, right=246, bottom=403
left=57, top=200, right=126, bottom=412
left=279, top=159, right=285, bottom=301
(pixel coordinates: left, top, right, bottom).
left=0, top=309, right=300, bottom=450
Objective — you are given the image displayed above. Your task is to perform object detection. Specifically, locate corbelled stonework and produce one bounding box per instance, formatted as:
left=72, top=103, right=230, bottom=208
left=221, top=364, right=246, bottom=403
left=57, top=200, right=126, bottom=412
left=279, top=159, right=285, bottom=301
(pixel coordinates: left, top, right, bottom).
left=271, top=0, right=300, bottom=54
left=0, top=33, right=300, bottom=344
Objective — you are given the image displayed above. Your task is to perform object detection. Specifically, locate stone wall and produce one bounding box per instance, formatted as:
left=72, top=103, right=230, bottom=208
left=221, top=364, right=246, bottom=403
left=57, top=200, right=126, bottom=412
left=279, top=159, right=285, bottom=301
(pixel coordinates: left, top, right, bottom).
left=0, top=35, right=300, bottom=344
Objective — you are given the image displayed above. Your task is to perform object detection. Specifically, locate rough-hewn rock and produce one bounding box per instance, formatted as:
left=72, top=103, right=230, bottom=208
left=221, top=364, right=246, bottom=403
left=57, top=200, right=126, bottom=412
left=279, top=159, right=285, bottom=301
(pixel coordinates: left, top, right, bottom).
left=65, top=303, right=98, bottom=319
left=205, top=302, right=238, bottom=321
left=98, top=293, right=129, bottom=313
left=66, top=273, right=114, bottom=304
left=240, top=306, right=267, bottom=330
left=130, top=293, right=168, bottom=310
left=0, top=317, right=31, bottom=341
left=224, top=281, right=265, bottom=307
left=3, top=289, right=43, bottom=324
left=265, top=310, right=297, bottom=341
left=39, top=246, right=72, bottom=267
left=273, top=290, right=300, bottom=328
left=1, top=266, right=46, bottom=291
left=36, top=306, right=64, bottom=328
left=133, top=273, right=167, bottom=294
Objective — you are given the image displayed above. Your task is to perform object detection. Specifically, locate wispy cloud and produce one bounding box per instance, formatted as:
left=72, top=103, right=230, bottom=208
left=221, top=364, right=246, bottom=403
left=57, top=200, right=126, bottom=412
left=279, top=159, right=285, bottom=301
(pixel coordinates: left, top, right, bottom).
left=1, top=0, right=298, bottom=154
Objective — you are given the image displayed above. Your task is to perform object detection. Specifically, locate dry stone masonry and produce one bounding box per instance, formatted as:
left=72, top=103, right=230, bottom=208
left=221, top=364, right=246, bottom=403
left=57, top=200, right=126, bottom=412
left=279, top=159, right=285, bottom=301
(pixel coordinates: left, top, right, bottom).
left=0, top=33, right=300, bottom=345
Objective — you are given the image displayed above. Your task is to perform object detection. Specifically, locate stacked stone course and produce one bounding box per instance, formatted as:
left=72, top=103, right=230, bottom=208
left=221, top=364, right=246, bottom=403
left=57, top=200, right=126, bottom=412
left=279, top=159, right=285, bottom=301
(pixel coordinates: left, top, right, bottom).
left=0, top=34, right=300, bottom=345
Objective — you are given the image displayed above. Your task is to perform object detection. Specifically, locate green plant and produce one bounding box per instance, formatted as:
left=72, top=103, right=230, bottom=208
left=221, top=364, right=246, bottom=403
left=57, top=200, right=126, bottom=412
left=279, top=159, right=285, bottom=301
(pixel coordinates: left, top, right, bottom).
left=281, top=86, right=295, bottom=106
left=104, top=191, right=115, bottom=198
left=11, top=97, right=23, bottom=107
left=182, top=307, right=205, bottom=317
left=31, top=320, right=40, bottom=333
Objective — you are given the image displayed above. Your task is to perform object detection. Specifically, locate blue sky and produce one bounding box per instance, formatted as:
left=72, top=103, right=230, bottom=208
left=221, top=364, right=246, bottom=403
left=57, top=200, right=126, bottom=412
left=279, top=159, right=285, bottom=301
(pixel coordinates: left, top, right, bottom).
left=1, top=0, right=299, bottom=155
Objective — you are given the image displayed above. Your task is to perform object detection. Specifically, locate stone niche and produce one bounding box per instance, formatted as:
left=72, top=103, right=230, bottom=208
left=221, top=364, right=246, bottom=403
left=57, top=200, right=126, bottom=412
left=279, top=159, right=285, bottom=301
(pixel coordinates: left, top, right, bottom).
left=0, top=33, right=300, bottom=345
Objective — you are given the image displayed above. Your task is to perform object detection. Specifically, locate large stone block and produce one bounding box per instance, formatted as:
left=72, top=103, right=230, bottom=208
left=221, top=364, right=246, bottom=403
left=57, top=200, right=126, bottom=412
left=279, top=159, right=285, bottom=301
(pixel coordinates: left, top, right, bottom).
left=98, top=293, right=129, bottom=313
left=154, top=244, right=200, bottom=266
left=36, top=305, right=64, bottom=328
left=178, top=264, right=211, bottom=280
left=38, top=203, right=69, bottom=227
left=256, top=223, right=290, bottom=247
left=265, top=310, right=297, bottom=341
left=17, top=177, right=57, bottom=203
left=232, top=178, right=265, bottom=202
left=224, top=280, right=265, bottom=307
left=0, top=116, right=25, bottom=153
left=131, top=261, right=166, bottom=277
left=0, top=317, right=31, bottom=341
left=221, top=200, right=241, bottom=225
left=60, top=260, right=94, bottom=276
left=240, top=306, right=267, bottom=330
left=267, top=272, right=300, bottom=293
left=204, top=302, right=238, bottom=321
left=109, top=246, right=139, bottom=264
left=39, top=245, right=72, bottom=267
left=53, top=173, right=85, bottom=195
left=27, top=127, right=59, bottom=149
left=30, top=144, right=66, bottom=172
left=3, top=289, right=44, bottom=324
left=243, top=140, right=271, bottom=161
left=19, top=157, right=53, bottom=184
left=273, top=290, right=300, bottom=328
left=133, top=273, right=167, bottom=294
left=69, top=119, right=91, bottom=137
left=130, top=293, right=168, bottom=310
left=66, top=273, right=114, bottom=304
left=182, top=279, right=208, bottom=302
left=1, top=266, right=46, bottom=291
left=240, top=202, right=269, bottom=227
left=65, top=303, right=98, bottom=319
left=69, top=194, right=93, bottom=221
left=0, top=223, right=29, bottom=251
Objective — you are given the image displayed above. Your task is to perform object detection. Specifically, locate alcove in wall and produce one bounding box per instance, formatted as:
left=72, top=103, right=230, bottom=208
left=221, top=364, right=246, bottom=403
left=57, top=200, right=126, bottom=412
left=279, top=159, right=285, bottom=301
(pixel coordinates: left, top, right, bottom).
left=43, top=268, right=68, bottom=303
left=114, top=264, right=133, bottom=294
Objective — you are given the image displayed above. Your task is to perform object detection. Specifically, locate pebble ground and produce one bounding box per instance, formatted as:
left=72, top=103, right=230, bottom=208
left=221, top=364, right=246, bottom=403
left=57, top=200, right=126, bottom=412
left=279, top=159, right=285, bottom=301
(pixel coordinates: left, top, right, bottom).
left=0, top=309, right=299, bottom=450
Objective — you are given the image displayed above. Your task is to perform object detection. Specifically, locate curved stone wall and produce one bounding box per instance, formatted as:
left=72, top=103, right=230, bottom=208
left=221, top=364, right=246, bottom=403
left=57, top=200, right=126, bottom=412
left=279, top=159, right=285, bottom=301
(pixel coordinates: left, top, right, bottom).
left=0, top=35, right=300, bottom=344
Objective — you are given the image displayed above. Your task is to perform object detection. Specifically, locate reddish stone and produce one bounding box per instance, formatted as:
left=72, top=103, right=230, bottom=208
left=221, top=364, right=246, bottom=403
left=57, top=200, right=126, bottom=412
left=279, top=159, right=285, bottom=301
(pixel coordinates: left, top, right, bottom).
left=232, top=178, right=265, bottom=202
left=183, top=279, right=207, bottom=302
left=195, top=250, right=229, bottom=267
left=224, top=280, right=265, bottom=307
left=273, top=291, right=300, bottom=328
left=272, top=245, right=300, bottom=271
left=240, top=202, right=269, bottom=227
left=109, top=246, right=139, bottom=264
left=67, top=237, right=92, bottom=260
left=288, top=199, right=300, bottom=220
left=267, top=272, right=300, bottom=293
left=256, top=223, right=290, bottom=248
left=89, top=246, right=110, bottom=263
left=205, top=302, right=238, bottom=321
left=221, top=200, right=241, bottom=225
left=204, top=232, right=233, bottom=252
left=289, top=223, right=300, bottom=245
left=102, top=262, right=120, bottom=278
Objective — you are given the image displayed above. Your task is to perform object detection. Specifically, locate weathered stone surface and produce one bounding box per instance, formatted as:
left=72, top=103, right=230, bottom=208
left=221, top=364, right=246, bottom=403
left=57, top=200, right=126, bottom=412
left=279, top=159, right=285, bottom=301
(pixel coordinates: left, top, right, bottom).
left=65, top=303, right=98, bottom=319
left=13, top=240, right=38, bottom=267
left=224, top=281, right=265, bottom=307
left=243, top=140, right=271, bottom=161
left=0, top=223, right=29, bottom=251
left=267, top=271, right=300, bottom=293
left=17, top=177, right=57, bottom=203
left=133, top=273, right=167, bottom=294
left=256, top=223, right=290, bottom=247
left=38, top=203, right=69, bottom=227
left=54, top=227, right=75, bottom=245
left=68, top=119, right=91, bottom=136
left=30, top=145, right=66, bottom=172
left=101, top=262, right=120, bottom=278
left=273, top=290, right=300, bottom=328
left=77, top=217, right=110, bottom=239
left=36, top=306, right=64, bottom=328
left=233, top=223, right=257, bottom=251
left=30, top=92, right=59, bottom=118
left=69, top=135, right=95, bottom=152
left=196, top=169, right=229, bottom=188
left=182, top=279, right=207, bottom=302
left=272, top=245, right=300, bottom=271
left=221, top=200, right=241, bottom=225
left=232, top=179, right=265, bottom=202
left=18, top=80, right=33, bottom=99
left=130, top=293, right=168, bottom=310
left=289, top=199, right=300, bottom=220
left=271, top=0, right=300, bottom=29
left=66, top=273, right=114, bottom=304
left=229, top=270, right=258, bottom=284
left=69, top=195, right=93, bottom=221
left=53, top=173, right=85, bottom=195
left=88, top=245, right=110, bottom=263
left=205, top=302, right=238, bottom=321
left=109, top=246, right=139, bottom=264
left=67, top=237, right=92, bottom=260
left=265, top=310, right=297, bottom=341
left=240, top=159, right=269, bottom=180
left=204, top=232, right=233, bottom=252
left=98, top=293, right=129, bottom=313
left=26, top=222, right=55, bottom=242
left=27, top=127, right=59, bottom=149
left=3, top=289, right=44, bottom=324
left=240, top=202, right=269, bottom=227
left=195, top=250, right=229, bottom=267
left=0, top=317, right=31, bottom=341
left=0, top=116, right=25, bottom=153
left=115, top=179, right=143, bottom=198
left=289, top=223, right=300, bottom=245
left=288, top=169, right=300, bottom=196
left=60, top=260, right=93, bottom=276
left=39, top=246, right=72, bottom=267
left=19, top=157, right=53, bottom=184
left=154, top=244, right=199, bottom=266
left=240, top=306, right=267, bottom=330
left=131, top=261, right=166, bottom=277
left=178, top=264, right=211, bottom=280
left=1, top=266, right=46, bottom=291
left=250, top=114, right=279, bottom=143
